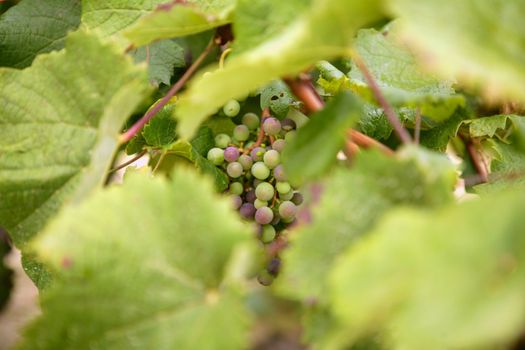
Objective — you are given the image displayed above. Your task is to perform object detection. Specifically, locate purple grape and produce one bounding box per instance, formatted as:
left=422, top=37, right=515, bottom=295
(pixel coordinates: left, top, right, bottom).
left=278, top=201, right=297, bottom=220
left=291, top=192, right=304, bottom=205
left=231, top=195, right=242, bottom=209
left=267, top=258, right=281, bottom=276
left=255, top=206, right=274, bottom=225
left=224, top=147, right=240, bottom=162
left=239, top=203, right=256, bottom=219
left=272, top=139, right=286, bottom=152
left=281, top=118, right=296, bottom=131
left=263, top=117, right=281, bottom=136
left=245, top=190, right=256, bottom=203
left=273, top=164, right=287, bottom=181
left=250, top=147, right=265, bottom=161
left=238, top=154, right=253, bottom=170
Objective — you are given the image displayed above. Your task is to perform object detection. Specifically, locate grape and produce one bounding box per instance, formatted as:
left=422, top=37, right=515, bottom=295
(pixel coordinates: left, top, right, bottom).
left=260, top=224, right=276, bottom=243
left=255, top=206, right=274, bottom=225
left=273, top=164, right=287, bottom=182
left=279, top=189, right=294, bottom=201
left=272, top=139, right=286, bottom=152
left=224, top=146, right=240, bottom=162
left=263, top=117, right=281, bottom=135
left=239, top=203, right=256, bottom=219
left=223, top=99, right=240, bottom=117
left=207, top=147, right=224, bottom=165
left=257, top=269, right=274, bottom=286
left=238, top=154, right=253, bottom=170
left=245, top=190, right=256, bottom=203
left=233, top=125, right=250, bottom=141
left=281, top=118, right=296, bottom=131
left=229, top=182, right=243, bottom=195
left=267, top=257, right=281, bottom=276
left=278, top=201, right=297, bottom=220
left=250, top=147, right=265, bottom=161
left=285, top=130, right=297, bottom=142
left=263, top=150, right=280, bottom=169
left=276, top=182, right=291, bottom=194
left=254, top=199, right=268, bottom=209
left=291, top=192, right=304, bottom=205
left=242, top=112, right=259, bottom=130
left=215, top=133, right=231, bottom=148
left=270, top=213, right=280, bottom=225
left=255, top=182, right=274, bottom=201
left=231, top=195, right=242, bottom=209
left=227, top=162, right=243, bottom=178
left=252, top=162, right=270, bottom=180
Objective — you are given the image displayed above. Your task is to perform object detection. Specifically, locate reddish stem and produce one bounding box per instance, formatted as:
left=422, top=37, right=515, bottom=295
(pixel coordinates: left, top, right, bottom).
left=119, top=38, right=215, bottom=144
left=109, top=150, right=148, bottom=173
left=463, top=136, right=489, bottom=183
left=244, top=108, right=270, bottom=154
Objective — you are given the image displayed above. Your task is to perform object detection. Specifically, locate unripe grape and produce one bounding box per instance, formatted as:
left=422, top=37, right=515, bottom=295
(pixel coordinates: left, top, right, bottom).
left=257, top=269, right=274, bottom=286
left=233, top=125, right=250, bottom=141
left=260, top=225, right=276, bottom=243
left=245, top=190, right=256, bottom=203
left=263, top=150, right=280, bottom=169
left=223, top=99, right=240, bottom=117
left=279, top=201, right=297, bottom=220
left=254, top=199, right=268, bottom=209
left=227, top=162, right=243, bottom=178
left=255, top=206, right=274, bottom=225
left=276, top=182, right=291, bottom=194
left=281, top=118, right=296, bottom=131
left=251, top=162, right=270, bottom=180
left=273, top=164, right=287, bottom=181
left=250, top=147, right=265, bottom=161
left=291, top=192, right=304, bottom=205
left=239, top=203, right=256, bottom=219
left=229, top=182, right=243, bottom=195
left=242, top=112, right=259, bottom=130
left=270, top=213, right=280, bottom=225
left=207, top=147, right=224, bottom=165
left=279, top=189, right=294, bottom=201
left=238, top=154, right=253, bottom=170
left=255, top=182, right=274, bottom=201
left=272, top=139, right=286, bottom=152
left=224, top=146, right=240, bottom=162
left=263, top=117, right=281, bottom=135
left=215, top=133, right=231, bottom=148
left=231, top=195, right=242, bottom=209
left=285, top=130, right=297, bottom=142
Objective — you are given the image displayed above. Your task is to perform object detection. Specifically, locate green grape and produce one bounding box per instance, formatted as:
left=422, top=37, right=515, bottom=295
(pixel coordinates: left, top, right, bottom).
left=261, top=225, right=276, bottom=243
left=255, top=206, right=274, bottom=225
left=255, top=182, right=275, bottom=201
left=229, top=182, right=244, bottom=195
left=263, top=150, right=280, bottom=169
left=227, top=162, right=243, bottom=178
left=223, top=99, right=240, bottom=117
left=263, top=117, right=281, bottom=136
left=233, top=125, right=250, bottom=141
left=254, top=199, right=268, bottom=209
left=276, top=182, right=291, bottom=194
left=238, top=154, right=253, bottom=170
left=279, top=200, right=297, bottom=220
left=257, top=269, right=274, bottom=286
left=242, top=112, right=260, bottom=130
left=251, top=162, right=270, bottom=180
left=214, top=133, right=231, bottom=148
left=285, top=130, right=297, bottom=142
left=272, top=139, right=286, bottom=152
left=279, top=189, right=294, bottom=201
left=207, top=147, right=224, bottom=165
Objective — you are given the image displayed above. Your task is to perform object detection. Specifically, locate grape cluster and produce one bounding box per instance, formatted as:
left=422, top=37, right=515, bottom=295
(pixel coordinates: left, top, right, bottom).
left=207, top=99, right=303, bottom=249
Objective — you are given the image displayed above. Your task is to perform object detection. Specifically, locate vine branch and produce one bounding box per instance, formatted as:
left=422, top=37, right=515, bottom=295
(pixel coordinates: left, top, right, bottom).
left=109, top=150, right=148, bottom=173
left=119, top=38, right=215, bottom=144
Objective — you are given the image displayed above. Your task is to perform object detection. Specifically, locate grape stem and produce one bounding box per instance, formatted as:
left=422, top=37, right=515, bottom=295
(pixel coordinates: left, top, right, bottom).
left=244, top=108, right=270, bottom=154
left=284, top=76, right=393, bottom=156
left=353, top=54, right=412, bottom=144
left=119, top=38, right=216, bottom=144
left=461, top=135, right=489, bottom=183
left=109, top=149, right=148, bottom=173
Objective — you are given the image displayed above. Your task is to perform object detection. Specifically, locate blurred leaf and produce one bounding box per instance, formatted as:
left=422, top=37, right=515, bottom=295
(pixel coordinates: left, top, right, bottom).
left=202, top=116, right=237, bottom=136
left=330, top=189, right=525, bottom=350
left=19, top=169, right=252, bottom=350
left=282, top=92, right=362, bottom=186
left=389, top=0, right=525, bottom=104
left=190, top=126, right=215, bottom=157
left=0, top=0, right=81, bottom=68
left=0, top=234, right=13, bottom=310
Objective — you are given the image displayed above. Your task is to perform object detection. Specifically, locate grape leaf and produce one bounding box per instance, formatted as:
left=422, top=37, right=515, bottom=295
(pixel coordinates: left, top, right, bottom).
left=174, top=0, right=385, bottom=138
left=276, top=146, right=456, bottom=302
left=388, top=0, right=525, bottom=104
left=330, top=189, right=525, bottom=350
left=190, top=126, right=214, bottom=156
left=81, top=0, right=166, bottom=38
left=124, top=0, right=236, bottom=47
left=201, top=116, right=236, bottom=136
left=259, top=80, right=298, bottom=119
left=419, top=107, right=469, bottom=151
left=282, top=92, right=362, bottom=186
left=0, top=30, right=150, bottom=250
left=142, top=106, right=178, bottom=148
left=18, top=169, right=252, bottom=350
left=130, top=39, right=185, bottom=86
left=461, top=114, right=524, bottom=139
left=0, top=0, right=81, bottom=68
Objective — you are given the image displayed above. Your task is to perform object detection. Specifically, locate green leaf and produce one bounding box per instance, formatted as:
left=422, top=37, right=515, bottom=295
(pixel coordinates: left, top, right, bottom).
left=124, top=0, right=236, bottom=47
left=259, top=80, right=297, bottom=119
left=461, top=114, right=525, bottom=139
left=130, top=39, right=185, bottom=86
left=81, top=0, right=166, bottom=38
left=282, top=92, right=362, bottom=186
left=348, top=28, right=464, bottom=121
left=142, top=106, right=178, bottom=148
left=420, top=107, right=469, bottom=151
left=0, top=30, right=150, bottom=250
left=388, top=0, right=525, bottom=104
left=174, top=0, right=385, bottom=138
left=329, top=189, right=525, bottom=349
left=19, top=169, right=252, bottom=350
left=0, top=0, right=81, bottom=68
left=276, top=146, right=456, bottom=302
left=201, top=116, right=236, bottom=136
left=190, top=126, right=215, bottom=157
